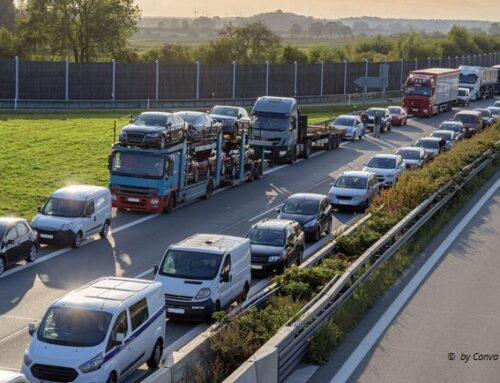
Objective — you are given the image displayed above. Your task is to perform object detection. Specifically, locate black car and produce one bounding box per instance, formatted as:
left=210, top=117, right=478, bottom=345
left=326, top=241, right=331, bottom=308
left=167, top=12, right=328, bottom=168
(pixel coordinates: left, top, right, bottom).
left=119, top=112, right=186, bottom=149
left=175, top=111, right=222, bottom=143
left=0, top=218, right=39, bottom=275
left=473, top=108, right=494, bottom=128
left=247, top=219, right=305, bottom=275
left=277, top=193, right=333, bottom=242
left=438, top=121, right=466, bottom=141
left=209, top=106, right=251, bottom=136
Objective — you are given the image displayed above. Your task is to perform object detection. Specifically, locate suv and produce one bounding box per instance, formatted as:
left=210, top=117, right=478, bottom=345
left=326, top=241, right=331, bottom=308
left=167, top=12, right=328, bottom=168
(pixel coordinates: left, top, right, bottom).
left=328, top=171, right=380, bottom=211
left=0, top=218, right=39, bottom=275
left=119, top=112, right=186, bottom=149
left=209, top=106, right=251, bottom=136
left=366, top=108, right=392, bottom=133
left=453, top=110, right=483, bottom=137
left=247, top=219, right=305, bottom=275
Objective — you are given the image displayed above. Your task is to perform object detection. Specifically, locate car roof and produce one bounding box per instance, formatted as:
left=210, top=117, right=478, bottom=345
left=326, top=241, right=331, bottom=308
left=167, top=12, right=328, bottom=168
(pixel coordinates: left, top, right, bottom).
left=367, top=107, right=387, bottom=111
left=487, top=106, right=500, bottom=111
left=253, top=219, right=296, bottom=231
left=287, top=193, right=325, bottom=201
left=212, top=105, right=240, bottom=110
left=139, top=111, right=172, bottom=116
left=336, top=114, right=357, bottom=119
left=398, top=146, right=422, bottom=152
left=419, top=136, right=442, bottom=142
left=473, top=108, right=489, bottom=112
left=176, top=111, right=205, bottom=117
left=441, top=120, right=461, bottom=124
left=455, top=110, right=481, bottom=116
left=51, top=185, right=108, bottom=200
left=0, top=217, right=25, bottom=226
left=340, top=170, right=374, bottom=178
left=387, top=105, right=403, bottom=109
left=433, top=130, right=453, bottom=135
left=372, top=153, right=398, bottom=159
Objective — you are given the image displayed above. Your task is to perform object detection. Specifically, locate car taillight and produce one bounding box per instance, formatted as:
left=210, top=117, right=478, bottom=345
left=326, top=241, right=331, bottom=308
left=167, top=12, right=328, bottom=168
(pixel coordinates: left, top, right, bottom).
left=34, top=230, right=39, bottom=239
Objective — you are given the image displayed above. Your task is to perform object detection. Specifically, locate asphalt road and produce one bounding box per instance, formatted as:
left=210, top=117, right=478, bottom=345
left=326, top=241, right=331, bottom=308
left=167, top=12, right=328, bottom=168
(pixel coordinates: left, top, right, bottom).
left=307, top=169, right=500, bottom=383
left=0, top=99, right=495, bottom=379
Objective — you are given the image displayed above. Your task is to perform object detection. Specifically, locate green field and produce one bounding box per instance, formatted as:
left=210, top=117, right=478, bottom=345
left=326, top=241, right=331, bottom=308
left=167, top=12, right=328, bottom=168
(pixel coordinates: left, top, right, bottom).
left=0, top=103, right=388, bottom=220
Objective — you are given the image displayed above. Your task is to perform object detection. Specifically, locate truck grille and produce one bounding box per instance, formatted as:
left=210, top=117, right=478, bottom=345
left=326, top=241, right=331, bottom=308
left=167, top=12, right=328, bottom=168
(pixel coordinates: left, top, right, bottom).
left=165, top=293, right=193, bottom=302
left=126, top=133, right=144, bottom=145
left=111, top=185, right=157, bottom=196
left=31, top=364, right=78, bottom=382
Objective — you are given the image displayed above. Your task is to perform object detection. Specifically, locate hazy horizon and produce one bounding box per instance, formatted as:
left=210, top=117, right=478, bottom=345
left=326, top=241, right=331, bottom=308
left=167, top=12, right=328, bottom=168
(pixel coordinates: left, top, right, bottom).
left=136, top=0, right=500, bottom=21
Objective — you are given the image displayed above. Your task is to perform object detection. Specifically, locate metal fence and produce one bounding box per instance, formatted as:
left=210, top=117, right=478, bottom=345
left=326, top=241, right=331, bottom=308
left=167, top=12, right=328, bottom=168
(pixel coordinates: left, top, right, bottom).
left=1, top=52, right=499, bottom=108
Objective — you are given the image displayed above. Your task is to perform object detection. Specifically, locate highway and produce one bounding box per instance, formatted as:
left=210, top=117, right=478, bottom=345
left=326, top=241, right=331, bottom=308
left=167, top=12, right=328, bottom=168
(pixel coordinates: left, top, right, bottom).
left=0, top=99, right=495, bottom=379
left=306, top=170, right=500, bottom=383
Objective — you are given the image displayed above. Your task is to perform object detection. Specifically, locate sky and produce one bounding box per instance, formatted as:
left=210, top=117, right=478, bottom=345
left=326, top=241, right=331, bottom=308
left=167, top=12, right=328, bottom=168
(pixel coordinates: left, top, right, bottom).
left=136, top=0, right=500, bottom=21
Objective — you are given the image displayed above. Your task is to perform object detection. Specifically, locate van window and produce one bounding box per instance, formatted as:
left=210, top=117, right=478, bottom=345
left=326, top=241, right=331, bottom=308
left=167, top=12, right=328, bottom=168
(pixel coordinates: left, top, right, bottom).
left=96, top=196, right=106, bottom=209
left=85, top=201, right=95, bottom=216
left=106, top=311, right=128, bottom=352
left=130, top=299, right=149, bottom=331
left=15, top=222, right=29, bottom=236
left=221, top=255, right=231, bottom=275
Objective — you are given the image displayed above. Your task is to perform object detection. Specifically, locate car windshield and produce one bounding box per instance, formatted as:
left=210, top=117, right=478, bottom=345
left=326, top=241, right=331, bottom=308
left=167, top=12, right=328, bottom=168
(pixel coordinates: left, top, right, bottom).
left=367, top=157, right=396, bottom=169
left=211, top=107, right=239, bottom=117
left=367, top=109, right=385, bottom=117
left=252, top=116, right=289, bottom=131
left=440, top=123, right=460, bottom=132
left=432, top=132, right=452, bottom=141
left=159, top=250, right=222, bottom=280
left=388, top=107, right=402, bottom=114
left=334, top=176, right=368, bottom=189
left=405, top=84, right=431, bottom=96
left=459, top=74, right=477, bottom=84
left=134, top=114, right=168, bottom=127
left=417, top=139, right=439, bottom=149
left=454, top=114, right=477, bottom=124
left=247, top=228, right=285, bottom=247
left=177, top=114, right=203, bottom=125
left=42, top=198, right=86, bottom=218
left=38, top=307, right=112, bottom=347
left=476, top=110, right=489, bottom=118
left=333, top=117, right=355, bottom=127
left=488, top=108, right=500, bottom=117
left=398, top=150, right=420, bottom=160
left=282, top=199, right=319, bottom=215
left=112, top=152, right=165, bottom=179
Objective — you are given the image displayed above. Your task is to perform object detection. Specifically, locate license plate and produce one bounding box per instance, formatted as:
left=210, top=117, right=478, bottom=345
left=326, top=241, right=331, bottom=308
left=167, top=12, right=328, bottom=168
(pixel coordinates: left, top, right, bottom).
left=127, top=197, right=140, bottom=202
left=39, top=234, right=53, bottom=239
left=251, top=265, right=263, bottom=270
left=412, top=108, right=418, bottom=112
left=167, top=308, right=185, bottom=314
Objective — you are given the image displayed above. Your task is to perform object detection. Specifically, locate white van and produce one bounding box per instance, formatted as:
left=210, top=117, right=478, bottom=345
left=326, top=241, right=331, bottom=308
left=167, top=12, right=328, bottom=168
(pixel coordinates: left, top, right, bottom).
left=155, top=234, right=252, bottom=322
left=22, top=277, right=165, bottom=383
left=31, top=185, right=112, bottom=248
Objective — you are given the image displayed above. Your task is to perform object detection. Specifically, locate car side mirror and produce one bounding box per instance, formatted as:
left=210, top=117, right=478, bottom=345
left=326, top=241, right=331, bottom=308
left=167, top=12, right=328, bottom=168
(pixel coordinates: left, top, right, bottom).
left=153, top=264, right=159, bottom=275
left=221, top=270, right=230, bottom=283
left=238, top=114, right=242, bottom=119
left=37, top=206, right=42, bottom=213
left=129, top=119, right=134, bottom=124
left=28, top=322, right=37, bottom=336
left=115, top=332, right=125, bottom=346
left=276, top=208, right=281, bottom=214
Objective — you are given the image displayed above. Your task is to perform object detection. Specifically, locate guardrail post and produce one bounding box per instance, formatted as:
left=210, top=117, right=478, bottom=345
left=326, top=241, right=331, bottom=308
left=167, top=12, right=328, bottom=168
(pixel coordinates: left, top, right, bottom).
left=294, top=61, right=298, bottom=97
left=111, top=59, right=116, bottom=101
left=196, top=61, right=200, bottom=100
left=414, top=57, right=418, bottom=70
left=155, top=59, right=159, bottom=101
left=265, top=60, right=269, bottom=96
left=343, top=60, right=347, bottom=95
left=400, top=58, right=403, bottom=90
left=239, top=131, right=246, bottom=182
left=320, top=60, right=324, bottom=96
left=232, top=60, right=236, bottom=99
left=364, top=58, right=368, bottom=93
left=14, top=56, right=19, bottom=110
left=65, top=58, right=69, bottom=101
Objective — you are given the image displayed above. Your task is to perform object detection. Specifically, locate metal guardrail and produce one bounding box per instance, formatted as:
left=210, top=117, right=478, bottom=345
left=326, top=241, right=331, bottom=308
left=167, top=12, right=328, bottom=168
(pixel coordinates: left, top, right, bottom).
left=274, top=149, right=498, bottom=382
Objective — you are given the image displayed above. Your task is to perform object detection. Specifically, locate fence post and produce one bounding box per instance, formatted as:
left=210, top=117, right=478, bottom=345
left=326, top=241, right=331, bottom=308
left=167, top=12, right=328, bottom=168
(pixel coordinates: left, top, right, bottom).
left=400, top=58, right=404, bottom=90
left=111, top=59, right=116, bottom=101
left=294, top=61, right=298, bottom=97
left=320, top=60, right=324, bottom=96
left=343, top=60, right=347, bottom=95
left=448, top=56, right=451, bottom=68
left=427, top=56, right=430, bottom=68
left=414, top=57, right=418, bottom=70
left=14, top=56, right=19, bottom=110
left=438, top=57, right=442, bottom=68
left=196, top=61, right=200, bottom=100
left=232, top=60, right=236, bottom=99
left=65, top=58, right=69, bottom=101
left=155, top=60, right=159, bottom=101
left=364, top=58, right=368, bottom=93
left=265, top=61, right=269, bottom=96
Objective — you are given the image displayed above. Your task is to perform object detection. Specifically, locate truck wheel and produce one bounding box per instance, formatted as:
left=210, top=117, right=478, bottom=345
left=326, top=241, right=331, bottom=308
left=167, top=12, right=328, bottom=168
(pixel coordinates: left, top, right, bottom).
left=203, top=179, right=214, bottom=199
left=324, top=137, right=333, bottom=151
left=163, top=193, right=176, bottom=213
left=303, top=142, right=311, bottom=159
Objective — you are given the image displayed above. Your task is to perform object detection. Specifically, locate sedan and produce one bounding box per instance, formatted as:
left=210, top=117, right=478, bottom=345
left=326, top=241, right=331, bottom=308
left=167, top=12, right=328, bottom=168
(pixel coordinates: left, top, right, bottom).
left=363, top=154, right=406, bottom=187
left=332, top=115, right=364, bottom=140
left=328, top=171, right=380, bottom=211
left=487, top=106, right=500, bottom=123
left=277, top=193, right=332, bottom=242
left=431, top=130, right=456, bottom=151
left=175, top=111, right=222, bottom=142
left=438, top=121, right=466, bottom=141
left=396, top=146, right=427, bottom=169
left=209, top=106, right=251, bottom=136
left=366, top=108, right=392, bottom=133
left=415, top=137, right=445, bottom=159
left=0, top=218, right=38, bottom=275
left=474, top=108, right=495, bottom=128
left=388, top=106, right=408, bottom=126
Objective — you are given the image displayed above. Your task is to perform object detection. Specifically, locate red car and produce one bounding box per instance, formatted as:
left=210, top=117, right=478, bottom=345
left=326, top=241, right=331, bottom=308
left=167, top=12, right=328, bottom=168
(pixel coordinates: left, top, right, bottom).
left=388, top=106, right=408, bottom=126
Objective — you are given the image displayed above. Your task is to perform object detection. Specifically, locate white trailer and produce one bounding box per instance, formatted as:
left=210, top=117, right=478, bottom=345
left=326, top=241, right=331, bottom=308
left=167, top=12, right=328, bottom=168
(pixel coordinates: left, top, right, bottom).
left=459, top=65, right=497, bottom=101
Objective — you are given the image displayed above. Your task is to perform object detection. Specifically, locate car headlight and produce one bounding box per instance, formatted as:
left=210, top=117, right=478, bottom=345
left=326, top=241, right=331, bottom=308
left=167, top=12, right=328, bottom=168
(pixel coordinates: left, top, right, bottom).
left=80, top=353, right=103, bottom=374
left=304, top=219, right=317, bottom=228
left=31, top=217, right=39, bottom=227
left=146, top=133, right=161, bottom=138
left=60, top=223, right=71, bottom=231
left=23, top=351, right=32, bottom=367
left=268, top=255, right=282, bottom=263
left=385, top=173, right=396, bottom=179
left=195, top=288, right=211, bottom=300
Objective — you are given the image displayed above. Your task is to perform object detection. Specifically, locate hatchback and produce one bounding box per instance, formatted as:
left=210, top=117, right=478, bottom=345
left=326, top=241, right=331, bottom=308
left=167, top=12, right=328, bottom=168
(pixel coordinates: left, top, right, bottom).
left=328, top=171, right=380, bottom=211
left=0, top=218, right=38, bottom=275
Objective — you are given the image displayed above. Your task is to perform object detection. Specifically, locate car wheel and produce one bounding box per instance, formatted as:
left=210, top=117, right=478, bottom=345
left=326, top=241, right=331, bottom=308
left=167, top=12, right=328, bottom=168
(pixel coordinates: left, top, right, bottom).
left=106, top=372, right=117, bottom=383
left=27, top=244, right=38, bottom=263
left=0, top=256, right=5, bottom=276
left=159, top=135, right=166, bottom=150
left=193, top=167, right=200, bottom=183
left=99, top=220, right=110, bottom=239
left=238, top=282, right=250, bottom=303
left=147, top=339, right=163, bottom=369
left=325, top=218, right=332, bottom=234
left=72, top=231, right=83, bottom=249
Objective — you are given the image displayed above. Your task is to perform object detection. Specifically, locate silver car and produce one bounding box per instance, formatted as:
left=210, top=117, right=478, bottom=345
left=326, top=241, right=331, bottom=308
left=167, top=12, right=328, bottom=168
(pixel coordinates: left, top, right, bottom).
left=415, top=137, right=444, bottom=159
left=431, top=130, right=456, bottom=151
left=328, top=171, right=380, bottom=211
left=332, top=115, right=364, bottom=141
left=487, top=106, right=500, bottom=123
left=362, top=154, right=406, bottom=187
left=438, top=120, right=465, bottom=141
left=396, top=146, right=427, bottom=169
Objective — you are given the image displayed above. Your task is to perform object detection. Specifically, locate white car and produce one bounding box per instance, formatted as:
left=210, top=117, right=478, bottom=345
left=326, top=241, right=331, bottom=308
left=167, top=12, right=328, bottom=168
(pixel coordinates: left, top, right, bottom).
left=396, top=146, right=427, bottom=169
left=328, top=171, right=380, bottom=210
left=22, top=277, right=166, bottom=383
left=0, top=370, right=29, bottom=383
left=332, top=115, right=364, bottom=141
left=155, top=234, right=251, bottom=322
left=493, top=100, right=500, bottom=108
left=31, top=185, right=111, bottom=248
left=457, top=87, right=471, bottom=106
left=363, top=154, right=406, bottom=186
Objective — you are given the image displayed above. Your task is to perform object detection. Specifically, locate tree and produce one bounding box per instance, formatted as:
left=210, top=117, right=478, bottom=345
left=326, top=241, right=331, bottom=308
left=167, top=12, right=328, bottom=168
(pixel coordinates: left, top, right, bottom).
left=0, top=27, right=16, bottom=57
left=309, top=22, right=325, bottom=38
left=281, top=45, right=307, bottom=63
left=289, top=23, right=302, bottom=37
left=489, top=22, right=500, bottom=36
left=22, top=0, right=141, bottom=62
left=0, top=0, right=15, bottom=31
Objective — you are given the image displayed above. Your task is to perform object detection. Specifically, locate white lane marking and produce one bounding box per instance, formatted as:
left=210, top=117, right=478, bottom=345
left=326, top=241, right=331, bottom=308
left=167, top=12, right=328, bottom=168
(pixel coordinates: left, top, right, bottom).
left=330, top=178, right=500, bottom=383
left=134, top=268, right=154, bottom=279
left=0, top=326, right=29, bottom=345
left=248, top=203, right=284, bottom=222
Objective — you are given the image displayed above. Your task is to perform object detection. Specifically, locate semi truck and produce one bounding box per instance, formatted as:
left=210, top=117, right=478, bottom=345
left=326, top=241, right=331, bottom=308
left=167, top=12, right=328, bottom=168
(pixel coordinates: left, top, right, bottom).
left=249, top=96, right=343, bottom=164
left=458, top=65, right=497, bottom=100
left=403, top=68, right=459, bottom=117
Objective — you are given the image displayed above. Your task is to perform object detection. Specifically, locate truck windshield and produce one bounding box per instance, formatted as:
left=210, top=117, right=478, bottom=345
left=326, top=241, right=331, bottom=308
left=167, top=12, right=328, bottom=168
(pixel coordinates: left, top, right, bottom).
left=405, top=84, right=431, bottom=96
left=252, top=116, right=289, bottom=131
left=334, top=176, right=367, bottom=189
left=134, top=114, right=168, bottom=127
left=38, top=307, right=112, bottom=347
left=112, top=152, right=165, bottom=179
left=159, top=250, right=222, bottom=280
left=247, top=228, right=285, bottom=247
left=367, top=158, right=396, bottom=169
left=42, top=198, right=86, bottom=218
left=459, top=74, right=477, bottom=84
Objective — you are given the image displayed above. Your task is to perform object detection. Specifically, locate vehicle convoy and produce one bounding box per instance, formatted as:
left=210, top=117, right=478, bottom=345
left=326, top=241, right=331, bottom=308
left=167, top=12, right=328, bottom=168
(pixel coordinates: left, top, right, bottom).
left=396, top=147, right=428, bottom=169
left=22, top=277, right=165, bottom=383
left=247, top=219, right=305, bottom=275
left=387, top=106, right=408, bottom=126
left=403, top=68, right=459, bottom=117
left=277, top=193, right=333, bottom=242
left=457, top=87, right=471, bottom=106
left=438, top=120, right=466, bottom=140
left=154, top=234, right=251, bottom=322
left=331, top=115, right=364, bottom=140
left=249, top=97, right=343, bottom=164
left=453, top=110, right=483, bottom=137
left=363, top=154, right=406, bottom=187
left=458, top=65, right=497, bottom=100
left=328, top=171, right=380, bottom=211
left=119, top=112, right=186, bottom=149
left=415, top=137, right=446, bottom=159
left=209, top=105, right=251, bottom=136
left=31, top=185, right=111, bottom=249
left=0, top=218, right=38, bottom=276
left=365, top=108, right=392, bottom=132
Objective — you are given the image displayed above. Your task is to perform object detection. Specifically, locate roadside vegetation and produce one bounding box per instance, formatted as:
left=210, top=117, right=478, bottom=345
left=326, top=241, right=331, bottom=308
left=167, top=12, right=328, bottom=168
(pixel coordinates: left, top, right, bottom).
left=195, top=124, right=500, bottom=382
